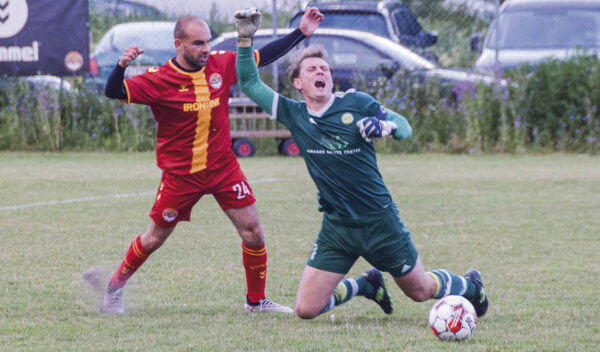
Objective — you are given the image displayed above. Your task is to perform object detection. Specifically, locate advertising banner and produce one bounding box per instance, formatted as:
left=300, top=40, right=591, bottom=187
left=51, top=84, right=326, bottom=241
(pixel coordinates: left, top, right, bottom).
left=0, top=0, right=89, bottom=76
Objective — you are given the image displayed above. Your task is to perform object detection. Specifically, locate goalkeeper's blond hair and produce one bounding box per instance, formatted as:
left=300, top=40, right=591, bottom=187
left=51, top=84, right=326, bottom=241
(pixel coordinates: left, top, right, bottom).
left=287, top=44, right=332, bottom=84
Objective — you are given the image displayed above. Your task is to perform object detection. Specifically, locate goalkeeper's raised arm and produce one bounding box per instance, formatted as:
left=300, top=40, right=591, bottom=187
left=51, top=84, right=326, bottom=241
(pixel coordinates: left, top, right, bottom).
left=235, top=8, right=290, bottom=114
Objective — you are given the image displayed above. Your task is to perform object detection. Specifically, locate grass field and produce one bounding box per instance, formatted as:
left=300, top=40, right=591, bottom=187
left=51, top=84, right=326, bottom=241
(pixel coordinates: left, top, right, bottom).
left=1, top=152, right=599, bottom=351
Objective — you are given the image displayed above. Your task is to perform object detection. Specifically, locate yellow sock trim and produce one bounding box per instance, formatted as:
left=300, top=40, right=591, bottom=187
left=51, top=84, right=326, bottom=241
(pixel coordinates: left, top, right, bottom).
left=427, top=271, right=442, bottom=298
left=334, top=281, right=349, bottom=303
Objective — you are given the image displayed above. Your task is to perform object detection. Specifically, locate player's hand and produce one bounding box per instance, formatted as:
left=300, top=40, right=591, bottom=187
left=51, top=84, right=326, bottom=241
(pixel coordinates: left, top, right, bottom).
left=356, top=116, right=397, bottom=142
left=118, top=46, right=144, bottom=68
left=299, top=7, right=324, bottom=36
left=234, top=8, right=261, bottom=48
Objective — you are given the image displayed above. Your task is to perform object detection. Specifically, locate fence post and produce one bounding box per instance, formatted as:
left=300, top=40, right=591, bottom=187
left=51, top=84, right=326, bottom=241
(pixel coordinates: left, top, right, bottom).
left=494, top=0, right=501, bottom=78
left=272, top=0, right=279, bottom=91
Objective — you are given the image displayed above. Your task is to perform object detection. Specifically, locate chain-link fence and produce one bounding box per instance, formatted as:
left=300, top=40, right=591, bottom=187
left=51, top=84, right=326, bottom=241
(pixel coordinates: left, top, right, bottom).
left=90, top=0, right=600, bottom=78
left=2, top=0, right=598, bottom=153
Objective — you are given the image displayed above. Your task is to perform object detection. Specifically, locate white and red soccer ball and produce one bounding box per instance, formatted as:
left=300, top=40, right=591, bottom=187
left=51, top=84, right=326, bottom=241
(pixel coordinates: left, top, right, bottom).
left=429, top=295, right=477, bottom=341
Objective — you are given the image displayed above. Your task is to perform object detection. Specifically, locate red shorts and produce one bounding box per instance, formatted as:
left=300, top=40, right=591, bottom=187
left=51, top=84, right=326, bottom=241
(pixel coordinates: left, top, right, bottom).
left=149, top=162, right=256, bottom=228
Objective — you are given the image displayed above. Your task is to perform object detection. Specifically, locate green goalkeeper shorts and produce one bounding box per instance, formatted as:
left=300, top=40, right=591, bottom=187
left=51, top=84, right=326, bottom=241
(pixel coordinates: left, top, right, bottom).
left=306, top=206, right=418, bottom=278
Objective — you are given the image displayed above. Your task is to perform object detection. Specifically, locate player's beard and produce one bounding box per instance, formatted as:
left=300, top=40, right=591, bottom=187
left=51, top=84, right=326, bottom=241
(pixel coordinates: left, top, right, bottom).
left=183, top=49, right=208, bottom=70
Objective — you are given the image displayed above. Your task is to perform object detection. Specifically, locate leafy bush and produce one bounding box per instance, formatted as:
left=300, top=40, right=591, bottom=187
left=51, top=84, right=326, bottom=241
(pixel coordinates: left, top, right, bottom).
left=366, top=54, right=599, bottom=154
left=1, top=54, right=598, bottom=154
left=405, top=0, right=490, bottom=68
left=0, top=79, right=156, bottom=151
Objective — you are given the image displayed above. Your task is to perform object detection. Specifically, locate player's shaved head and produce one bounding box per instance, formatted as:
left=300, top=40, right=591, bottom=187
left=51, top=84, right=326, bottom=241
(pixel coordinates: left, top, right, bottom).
left=174, top=16, right=210, bottom=40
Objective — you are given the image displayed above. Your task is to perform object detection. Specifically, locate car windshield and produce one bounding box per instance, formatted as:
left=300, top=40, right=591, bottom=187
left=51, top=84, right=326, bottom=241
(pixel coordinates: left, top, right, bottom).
left=487, top=9, right=600, bottom=49
left=291, top=13, right=389, bottom=38
left=94, top=24, right=176, bottom=65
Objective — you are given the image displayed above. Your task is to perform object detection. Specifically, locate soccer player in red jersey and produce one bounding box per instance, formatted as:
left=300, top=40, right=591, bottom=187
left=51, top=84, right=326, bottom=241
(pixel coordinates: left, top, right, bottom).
left=85, top=8, right=324, bottom=314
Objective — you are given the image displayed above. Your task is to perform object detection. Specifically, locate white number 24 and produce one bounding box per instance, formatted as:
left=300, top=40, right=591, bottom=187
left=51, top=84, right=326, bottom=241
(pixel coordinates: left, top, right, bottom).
left=232, top=181, right=251, bottom=199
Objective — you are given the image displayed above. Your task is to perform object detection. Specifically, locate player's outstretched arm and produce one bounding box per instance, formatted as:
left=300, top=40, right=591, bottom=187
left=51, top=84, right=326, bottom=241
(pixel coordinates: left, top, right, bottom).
left=105, top=46, right=144, bottom=99
left=299, top=7, right=324, bottom=36
left=255, top=7, right=323, bottom=67
left=235, top=9, right=277, bottom=114
left=118, top=46, right=144, bottom=68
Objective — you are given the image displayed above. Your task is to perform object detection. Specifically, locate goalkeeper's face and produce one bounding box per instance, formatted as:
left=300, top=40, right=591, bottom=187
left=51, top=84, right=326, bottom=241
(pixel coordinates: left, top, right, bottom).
left=175, top=21, right=211, bottom=70
left=293, top=57, right=333, bottom=103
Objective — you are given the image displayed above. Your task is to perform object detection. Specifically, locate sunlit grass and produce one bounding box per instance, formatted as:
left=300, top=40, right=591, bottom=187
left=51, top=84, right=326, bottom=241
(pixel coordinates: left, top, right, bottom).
left=0, top=153, right=598, bottom=351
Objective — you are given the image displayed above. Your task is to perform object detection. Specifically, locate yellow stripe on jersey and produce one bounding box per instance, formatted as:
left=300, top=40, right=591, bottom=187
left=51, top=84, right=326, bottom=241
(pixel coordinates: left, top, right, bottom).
left=123, top=80, right=132, bottom=104
left=254, top=49, right=260, bottom=66
left=190, top=72, right=211, bottom=174
left=167, top=59, right=212, bottom=174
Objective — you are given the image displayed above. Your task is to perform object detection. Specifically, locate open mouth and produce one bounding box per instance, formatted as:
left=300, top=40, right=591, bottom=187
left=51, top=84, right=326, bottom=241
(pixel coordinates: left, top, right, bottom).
left=314, top=78, right=326, bottom=88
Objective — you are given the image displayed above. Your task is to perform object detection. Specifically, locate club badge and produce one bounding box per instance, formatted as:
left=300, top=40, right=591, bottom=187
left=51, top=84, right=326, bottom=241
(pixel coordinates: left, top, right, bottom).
left=209, top=73, right=223, bottom=89
left=341, top=113, right=354, bottom=125
left=162, top=208, right=178, bottom=222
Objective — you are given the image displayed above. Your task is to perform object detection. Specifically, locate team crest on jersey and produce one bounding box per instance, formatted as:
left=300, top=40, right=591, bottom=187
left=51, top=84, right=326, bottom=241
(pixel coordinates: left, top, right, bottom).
left=341, top=113, right=354, bottom=125
left=162, top=208, right=178, bottom=222
left=209, top=73, right=223, bottom=89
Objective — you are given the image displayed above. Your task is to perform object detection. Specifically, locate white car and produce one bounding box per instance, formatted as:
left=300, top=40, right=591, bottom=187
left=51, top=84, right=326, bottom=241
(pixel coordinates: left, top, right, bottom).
left=474, top=0, right=600, bottom=73
left=88, top=22, right=177, bottom=89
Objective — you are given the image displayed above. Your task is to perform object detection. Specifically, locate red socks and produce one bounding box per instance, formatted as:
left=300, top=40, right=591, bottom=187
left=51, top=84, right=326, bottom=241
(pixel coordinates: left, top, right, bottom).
left=107, top=236, right=267, bottom=303
left=109, top=234, right=149, bottom=289
left=242, top=242, right=267, bottom=303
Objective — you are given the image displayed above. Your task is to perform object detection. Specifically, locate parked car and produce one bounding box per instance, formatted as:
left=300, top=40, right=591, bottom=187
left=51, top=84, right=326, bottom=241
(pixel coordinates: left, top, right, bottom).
left=473, top=0, right=600, bottom=73
left=23, top=75, right=74, bottom=92
left=89, top=0, right=163, bottom=17
left=88, top=21, right=177, bottom=89
left=212, top=27, right=500, bottom=157
left=88, top=21, right=218, bottom=90
left=211, top=28, right=498, bottom=93
left=288, top=1, right=438, bottom=48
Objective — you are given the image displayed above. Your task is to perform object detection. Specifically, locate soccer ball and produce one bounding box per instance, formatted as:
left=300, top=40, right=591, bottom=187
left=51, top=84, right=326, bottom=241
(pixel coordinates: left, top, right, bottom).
left=428, top=295, right=477, bottom=341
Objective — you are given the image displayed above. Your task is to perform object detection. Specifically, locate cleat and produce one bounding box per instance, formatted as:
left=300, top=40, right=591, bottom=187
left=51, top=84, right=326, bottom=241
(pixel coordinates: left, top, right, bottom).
left=363, top=268, right=393, bottom=314
left=244, top=298, right=293, bottom=313
left=100, top=286, right=125, bottom=315
left=465, top=269, right=488, bottom=317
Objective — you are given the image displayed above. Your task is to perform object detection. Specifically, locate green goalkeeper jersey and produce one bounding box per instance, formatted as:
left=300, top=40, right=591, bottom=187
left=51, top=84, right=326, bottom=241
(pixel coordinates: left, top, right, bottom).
left=236, top=46, right=411, bottom=221
left=274, top=91, right=393, bottom=220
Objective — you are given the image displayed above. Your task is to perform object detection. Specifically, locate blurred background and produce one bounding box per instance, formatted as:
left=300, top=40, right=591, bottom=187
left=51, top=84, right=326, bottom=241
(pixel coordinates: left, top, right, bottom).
left=1, top=0, right=598, bottom=155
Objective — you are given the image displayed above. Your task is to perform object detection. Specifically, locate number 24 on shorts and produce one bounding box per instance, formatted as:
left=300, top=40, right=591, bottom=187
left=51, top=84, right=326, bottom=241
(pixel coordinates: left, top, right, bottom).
left=233, top=181, right=251, bottom=199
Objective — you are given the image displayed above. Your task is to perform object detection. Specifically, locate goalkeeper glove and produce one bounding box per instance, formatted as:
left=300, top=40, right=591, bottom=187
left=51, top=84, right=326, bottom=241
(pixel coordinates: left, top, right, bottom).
left=234, top=8, right=262, bottom=48
left=356, top=116, right=397, bottom=142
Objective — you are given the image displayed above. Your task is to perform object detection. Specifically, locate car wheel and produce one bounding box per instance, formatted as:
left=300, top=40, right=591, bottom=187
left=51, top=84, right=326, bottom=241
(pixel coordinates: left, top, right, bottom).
left=280, top=138, right=300, bottom=157
left=232, top=138, right=256, bottom=157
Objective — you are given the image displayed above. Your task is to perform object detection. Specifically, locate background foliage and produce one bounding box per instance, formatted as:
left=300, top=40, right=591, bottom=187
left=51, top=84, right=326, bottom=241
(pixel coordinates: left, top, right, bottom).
left=2, top=55, right=597, bottom=154
left=0, top=1, right=598, bottom=154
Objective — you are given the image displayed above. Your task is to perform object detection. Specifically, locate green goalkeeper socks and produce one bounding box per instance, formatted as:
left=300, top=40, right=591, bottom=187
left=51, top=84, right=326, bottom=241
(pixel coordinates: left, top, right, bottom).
left=319, top=276, right=372, bottom=315
left=427, top=269, right=477, bottom=300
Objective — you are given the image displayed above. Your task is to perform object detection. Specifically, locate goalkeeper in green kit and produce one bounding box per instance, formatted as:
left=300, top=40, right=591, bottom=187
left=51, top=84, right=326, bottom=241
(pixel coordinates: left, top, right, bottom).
left=234, top=9, right=489, bottom=319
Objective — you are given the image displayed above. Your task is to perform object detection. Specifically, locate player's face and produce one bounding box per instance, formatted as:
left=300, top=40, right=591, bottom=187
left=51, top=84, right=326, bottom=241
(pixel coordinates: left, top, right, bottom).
left=175, top=21, right=211, bottom=70
left=293, top=57, right=333, bottom=102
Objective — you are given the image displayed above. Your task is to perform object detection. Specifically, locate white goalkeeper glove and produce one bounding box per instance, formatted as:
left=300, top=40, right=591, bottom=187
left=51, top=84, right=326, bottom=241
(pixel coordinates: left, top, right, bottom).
left=356, top=116, right=397, bottom=142
left=234, top=8, right=262, bottom=48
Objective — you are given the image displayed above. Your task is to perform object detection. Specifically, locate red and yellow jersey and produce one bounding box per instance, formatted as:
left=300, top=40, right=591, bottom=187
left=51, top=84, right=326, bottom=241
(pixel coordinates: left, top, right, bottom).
left=123, top=50, right=259, bottom=175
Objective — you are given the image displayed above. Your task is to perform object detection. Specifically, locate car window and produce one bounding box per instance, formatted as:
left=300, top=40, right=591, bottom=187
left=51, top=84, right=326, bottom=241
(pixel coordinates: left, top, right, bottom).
left=487, top=9, right=600, bottom=49
left=211, top=36, right=282, bottom=53
left=112, top=25, right=175, bottom=51
left=292, top=12, right=389, bottom=38
left=392, top=8, right=422, bottom=36
left=306, top=34, right=394, bottom=69
left=94, top=24, right=176, bottom=66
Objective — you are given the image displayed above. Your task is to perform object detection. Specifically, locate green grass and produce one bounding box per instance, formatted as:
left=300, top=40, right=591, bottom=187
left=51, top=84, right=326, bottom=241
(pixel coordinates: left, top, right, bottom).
left=1, top=152, right=599, bottom=351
